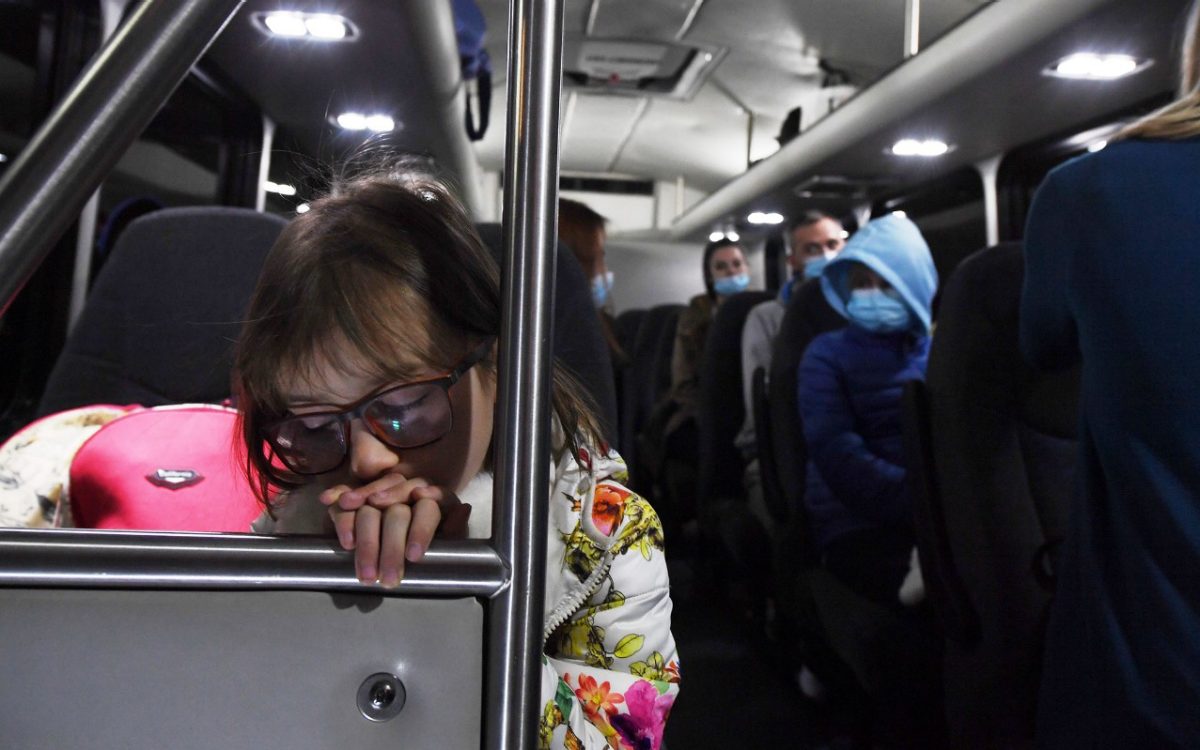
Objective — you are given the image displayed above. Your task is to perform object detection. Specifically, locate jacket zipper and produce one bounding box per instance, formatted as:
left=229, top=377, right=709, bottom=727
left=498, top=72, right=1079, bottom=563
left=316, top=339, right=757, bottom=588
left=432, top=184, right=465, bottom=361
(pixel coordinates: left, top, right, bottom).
left=543, top=549, right=615, bottom=643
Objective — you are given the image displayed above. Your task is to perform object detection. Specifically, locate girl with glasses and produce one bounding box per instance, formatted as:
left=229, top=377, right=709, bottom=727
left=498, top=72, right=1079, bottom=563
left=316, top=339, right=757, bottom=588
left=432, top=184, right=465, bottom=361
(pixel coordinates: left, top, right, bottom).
left=234, top=162, right=679, bottom=749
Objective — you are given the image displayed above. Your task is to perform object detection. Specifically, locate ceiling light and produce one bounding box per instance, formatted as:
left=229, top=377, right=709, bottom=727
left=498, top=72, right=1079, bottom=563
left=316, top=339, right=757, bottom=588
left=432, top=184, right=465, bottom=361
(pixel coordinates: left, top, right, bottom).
left=264, top=181, right=297, bottom=196
left=890, top=138, right=949, bottom=157
left=364, top=114, right=395, bottom=133
left=263, top=12, right=306, bottom=37
left=1088, top=140, right=1108, bottom=153
left=709, top=231, right=724, bottom=242
left=296, top=203, right=311, bottom=214
left=1045, top=53, right=1148, bottom=80
left=726, top=231, right=740, bottom=242
left=747, top=211, right=784, bottom=225
left=0, top=153, right=7, bottom=163
left=335, top=112, right=396, bottom=133
left=337, top=112, right=368, bottom=130
left=305, top=14, right=347, bottom=39
left=255, top=11, right=356, bottom=41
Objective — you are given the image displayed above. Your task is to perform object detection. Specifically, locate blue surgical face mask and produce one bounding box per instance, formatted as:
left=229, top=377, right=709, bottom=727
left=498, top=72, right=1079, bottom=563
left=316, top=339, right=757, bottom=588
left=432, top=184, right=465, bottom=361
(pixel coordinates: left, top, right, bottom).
left=846, top=288, right=911, bottom=333
left=713, top=272, right=750, bottom=297
left=591, top=271, right=614, bottom=308
left=803, top=256, right=830, bottom=280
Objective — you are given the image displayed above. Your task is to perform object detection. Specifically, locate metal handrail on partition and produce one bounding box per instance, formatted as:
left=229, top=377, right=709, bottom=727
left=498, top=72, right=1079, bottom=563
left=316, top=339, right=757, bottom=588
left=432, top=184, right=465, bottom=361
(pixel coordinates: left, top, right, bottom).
left=0, top=0, right=566, bottom=749
left=0, top=528, right=507, bottom=597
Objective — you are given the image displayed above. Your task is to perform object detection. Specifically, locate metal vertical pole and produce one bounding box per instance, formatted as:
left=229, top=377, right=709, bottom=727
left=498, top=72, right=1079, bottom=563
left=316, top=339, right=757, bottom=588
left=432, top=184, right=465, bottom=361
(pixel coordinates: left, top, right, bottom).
left=487, top=0, right=564, bottom=748
left=0, top=0, right=246, bottom=316
left=67, top=0, right=127, bottom=333
left=977, top=155, right=1002, bottom=247
left=904, top=0, right=921, bottom=58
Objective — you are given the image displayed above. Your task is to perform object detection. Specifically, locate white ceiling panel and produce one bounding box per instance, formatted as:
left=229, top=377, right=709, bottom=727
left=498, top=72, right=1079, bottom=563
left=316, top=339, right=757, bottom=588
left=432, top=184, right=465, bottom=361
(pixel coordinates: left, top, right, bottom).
left=472, top=0, right=993, bottom=189
left=561, top=93, right=649, bottom=173
left=611, top=84, right=759, bottom=191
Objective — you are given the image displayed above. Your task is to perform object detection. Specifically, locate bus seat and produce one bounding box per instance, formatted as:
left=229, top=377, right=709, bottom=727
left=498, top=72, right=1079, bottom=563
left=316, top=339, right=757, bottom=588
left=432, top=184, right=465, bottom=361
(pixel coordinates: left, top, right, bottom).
left=695, top=290, right=772, bottom=584
left=915, top=242, right=1079, bottom=747
left=474, top=223, right=618, bottom=443
left=759, top=278, right=848, bottom=708
left=37, top=207, right=288, bottom=416
left=614, top=308, right=648, bottom=457
left=764, top=279, right=846, bottom=531
left=750, top=366, right=779, bottom=522
left=624, top=303, right=682, bottom=495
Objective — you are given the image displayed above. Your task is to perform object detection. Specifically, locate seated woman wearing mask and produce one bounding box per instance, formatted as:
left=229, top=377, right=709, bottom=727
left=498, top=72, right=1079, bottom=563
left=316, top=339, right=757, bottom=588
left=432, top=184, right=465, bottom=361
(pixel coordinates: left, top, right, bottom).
left=663, top=238, right=750, bottom=437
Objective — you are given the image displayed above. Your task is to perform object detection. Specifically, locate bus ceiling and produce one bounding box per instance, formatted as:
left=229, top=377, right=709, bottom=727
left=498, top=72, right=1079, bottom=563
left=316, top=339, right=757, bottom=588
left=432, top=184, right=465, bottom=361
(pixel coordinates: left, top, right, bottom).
left=669, top=0, right=1181, bottom=241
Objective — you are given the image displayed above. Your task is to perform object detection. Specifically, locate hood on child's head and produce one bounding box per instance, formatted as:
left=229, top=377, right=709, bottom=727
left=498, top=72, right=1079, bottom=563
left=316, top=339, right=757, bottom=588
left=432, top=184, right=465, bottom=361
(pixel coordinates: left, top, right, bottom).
left=820, top=214, right=938, bottom=336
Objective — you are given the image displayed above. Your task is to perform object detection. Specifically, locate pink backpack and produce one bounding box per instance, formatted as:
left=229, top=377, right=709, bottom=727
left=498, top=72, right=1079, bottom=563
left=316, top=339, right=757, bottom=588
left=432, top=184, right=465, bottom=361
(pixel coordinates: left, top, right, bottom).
left=68, top=404, right=263, bottom=532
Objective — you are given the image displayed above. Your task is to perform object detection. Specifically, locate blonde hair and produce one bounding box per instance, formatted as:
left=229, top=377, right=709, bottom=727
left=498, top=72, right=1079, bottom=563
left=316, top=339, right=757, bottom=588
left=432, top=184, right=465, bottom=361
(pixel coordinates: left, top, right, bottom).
left=1117, top=0, right=1200, bottom=141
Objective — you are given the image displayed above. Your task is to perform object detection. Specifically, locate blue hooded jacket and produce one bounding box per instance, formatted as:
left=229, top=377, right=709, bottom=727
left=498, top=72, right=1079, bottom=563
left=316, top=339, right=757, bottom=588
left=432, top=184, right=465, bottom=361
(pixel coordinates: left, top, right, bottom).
left=798, top=214, right=937, bottom=551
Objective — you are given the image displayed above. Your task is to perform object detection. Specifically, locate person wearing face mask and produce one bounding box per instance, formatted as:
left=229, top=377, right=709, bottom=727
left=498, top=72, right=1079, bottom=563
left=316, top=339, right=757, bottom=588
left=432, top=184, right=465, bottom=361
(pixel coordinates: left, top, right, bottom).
left=558, top=198, right=627, bottom=369
left=664, top=238, right=750, bottom=433
left=638, top=239, right=751, bottom=530
left=734, top=211, right=846, bottom=459
left=797, top=213, right=936, bottom=605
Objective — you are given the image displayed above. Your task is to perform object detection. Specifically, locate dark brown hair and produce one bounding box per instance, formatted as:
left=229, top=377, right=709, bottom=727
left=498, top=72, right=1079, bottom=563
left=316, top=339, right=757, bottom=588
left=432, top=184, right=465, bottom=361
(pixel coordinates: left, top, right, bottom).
left=235, top=162, right=603, bottom=503
left=701, top=238, right=745, bottom=300
left=558, top=197, right=607, bottom=267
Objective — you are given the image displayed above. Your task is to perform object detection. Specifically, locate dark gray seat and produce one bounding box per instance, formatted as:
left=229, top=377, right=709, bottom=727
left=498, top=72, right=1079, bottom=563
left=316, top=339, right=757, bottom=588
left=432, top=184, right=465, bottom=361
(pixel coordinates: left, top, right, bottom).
left=764, top=277, right=846, bottom=529
left=906, top=243, right=1078, bottom=748
left=613, top=308, right=648, bottom=457
left=696, top=290, right=773, bottom=516
left=624, top=303, right=683, bottom=495
left=37, top=207, right=288, bottom=415
left=474, top=223, right=618, bottom=443
left=695, top=291, right=772, bottom=588
left=758, top=278, right=862, bottom=699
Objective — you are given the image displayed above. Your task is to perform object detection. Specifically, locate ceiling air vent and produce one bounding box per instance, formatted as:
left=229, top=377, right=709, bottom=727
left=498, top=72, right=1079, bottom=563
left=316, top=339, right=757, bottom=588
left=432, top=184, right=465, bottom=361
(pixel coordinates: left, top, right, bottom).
left=562, top=36, right=723, bottom=101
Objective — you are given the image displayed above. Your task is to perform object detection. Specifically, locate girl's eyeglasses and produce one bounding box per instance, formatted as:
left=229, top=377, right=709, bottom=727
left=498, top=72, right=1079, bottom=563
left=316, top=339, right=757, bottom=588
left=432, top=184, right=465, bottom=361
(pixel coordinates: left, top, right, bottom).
left=261, top=338, right=493, bottom=476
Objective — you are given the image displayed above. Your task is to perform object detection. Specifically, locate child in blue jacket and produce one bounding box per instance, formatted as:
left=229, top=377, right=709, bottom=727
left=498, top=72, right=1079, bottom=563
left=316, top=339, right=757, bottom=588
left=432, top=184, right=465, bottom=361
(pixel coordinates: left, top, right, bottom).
left=798, top=214, right=937, bottom=605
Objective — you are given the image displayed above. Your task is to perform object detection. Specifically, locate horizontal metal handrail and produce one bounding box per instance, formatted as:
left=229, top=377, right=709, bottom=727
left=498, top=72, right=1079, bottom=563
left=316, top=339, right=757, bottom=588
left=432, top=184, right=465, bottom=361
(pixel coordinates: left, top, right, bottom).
left=0, top=528, right=507, bottom=597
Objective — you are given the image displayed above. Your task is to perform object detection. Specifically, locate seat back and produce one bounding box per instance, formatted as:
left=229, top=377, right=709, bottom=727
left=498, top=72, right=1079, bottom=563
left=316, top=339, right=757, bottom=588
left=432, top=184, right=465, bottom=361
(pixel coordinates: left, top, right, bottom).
left=622, top=304, right=682, bottom=489
left=37, top=208, right=288, bottom=416
left=917, top=242, right=1079, bottom=745
left=764, top=278, right=846, bottom=539
left=613, top=308, right=648, bottom=456
left=475, top=223, right=618, bottom=442
left=695, top=291, right=772, bottom=514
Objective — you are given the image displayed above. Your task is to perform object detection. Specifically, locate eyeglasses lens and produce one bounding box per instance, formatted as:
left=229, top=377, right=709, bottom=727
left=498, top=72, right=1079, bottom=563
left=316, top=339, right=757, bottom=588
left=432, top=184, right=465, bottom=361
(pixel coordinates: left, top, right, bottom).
left=267, top=382, right=453, bottom=475
left=364, top=382, right=451, bottom=448
left=268, top=416, right=347, bottom=475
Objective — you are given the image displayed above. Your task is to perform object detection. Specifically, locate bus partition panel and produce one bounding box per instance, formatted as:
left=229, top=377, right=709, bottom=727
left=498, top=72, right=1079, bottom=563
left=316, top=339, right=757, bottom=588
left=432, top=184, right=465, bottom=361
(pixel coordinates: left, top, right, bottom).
left=0, top=1, right=568, bottom=749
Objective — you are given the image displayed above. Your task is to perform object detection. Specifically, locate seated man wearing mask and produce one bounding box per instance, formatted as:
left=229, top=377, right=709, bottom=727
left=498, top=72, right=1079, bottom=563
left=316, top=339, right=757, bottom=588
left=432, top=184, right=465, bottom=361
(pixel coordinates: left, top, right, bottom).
left=735, top=210, right=846, bottom=458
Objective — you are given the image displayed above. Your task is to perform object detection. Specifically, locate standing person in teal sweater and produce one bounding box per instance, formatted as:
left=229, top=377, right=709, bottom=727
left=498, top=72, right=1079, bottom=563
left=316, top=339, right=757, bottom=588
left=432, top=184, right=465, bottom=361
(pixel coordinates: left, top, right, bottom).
left=1021, top=3, right=1200, bottom=745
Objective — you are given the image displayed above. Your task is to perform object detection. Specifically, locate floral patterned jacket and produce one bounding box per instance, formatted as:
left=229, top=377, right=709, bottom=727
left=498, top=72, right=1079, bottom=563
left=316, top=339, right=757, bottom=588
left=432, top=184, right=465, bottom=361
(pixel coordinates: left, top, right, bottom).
left=255, top=439, right=681, bottom=750
left=536, top=442, right=680, bottom=750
